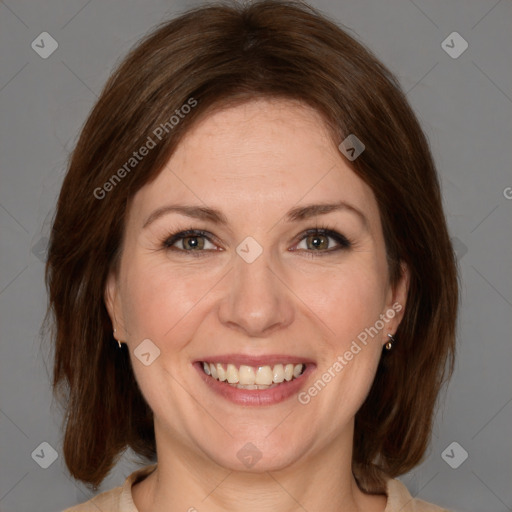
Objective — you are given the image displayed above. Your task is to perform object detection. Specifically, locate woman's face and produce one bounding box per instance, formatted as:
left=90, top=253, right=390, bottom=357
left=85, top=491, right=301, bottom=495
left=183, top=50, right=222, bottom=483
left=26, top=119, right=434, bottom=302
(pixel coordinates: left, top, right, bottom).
left=106, top=98, right=408, bottom=472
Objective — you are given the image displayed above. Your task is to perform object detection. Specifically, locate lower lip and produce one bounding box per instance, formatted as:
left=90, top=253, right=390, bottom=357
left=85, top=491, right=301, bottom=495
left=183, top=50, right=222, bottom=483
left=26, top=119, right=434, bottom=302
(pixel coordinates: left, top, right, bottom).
left=194, top=362, right=315, bottom=406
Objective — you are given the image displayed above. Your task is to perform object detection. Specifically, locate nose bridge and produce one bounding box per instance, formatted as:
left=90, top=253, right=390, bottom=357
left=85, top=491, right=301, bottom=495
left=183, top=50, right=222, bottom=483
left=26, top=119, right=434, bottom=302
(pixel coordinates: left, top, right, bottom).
left=217, top=240, right=293, bottom=336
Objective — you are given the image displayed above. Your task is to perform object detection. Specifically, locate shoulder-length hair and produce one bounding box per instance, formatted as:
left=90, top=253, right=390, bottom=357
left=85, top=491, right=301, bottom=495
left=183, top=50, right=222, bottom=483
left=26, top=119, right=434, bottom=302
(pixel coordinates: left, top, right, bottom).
left=45, top=0, right=458, bottom=493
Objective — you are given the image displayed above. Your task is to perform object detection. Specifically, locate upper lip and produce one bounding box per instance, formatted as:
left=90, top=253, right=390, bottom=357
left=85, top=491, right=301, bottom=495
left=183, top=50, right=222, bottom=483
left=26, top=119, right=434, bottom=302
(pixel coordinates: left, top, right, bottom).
left=195, top=354, right=315, bottom=367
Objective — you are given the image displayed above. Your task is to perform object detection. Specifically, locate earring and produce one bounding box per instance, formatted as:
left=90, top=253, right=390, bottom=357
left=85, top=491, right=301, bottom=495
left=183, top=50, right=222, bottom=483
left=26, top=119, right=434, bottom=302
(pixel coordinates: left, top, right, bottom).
left=113, top=328, right=122, bottom=348
left=385, top=333, right=395, bottom=350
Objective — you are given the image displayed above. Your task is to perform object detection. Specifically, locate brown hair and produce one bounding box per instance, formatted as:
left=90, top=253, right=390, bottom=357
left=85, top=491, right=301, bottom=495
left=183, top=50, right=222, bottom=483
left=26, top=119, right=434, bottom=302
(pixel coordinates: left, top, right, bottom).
left=45, top=0, right=458, bottom=493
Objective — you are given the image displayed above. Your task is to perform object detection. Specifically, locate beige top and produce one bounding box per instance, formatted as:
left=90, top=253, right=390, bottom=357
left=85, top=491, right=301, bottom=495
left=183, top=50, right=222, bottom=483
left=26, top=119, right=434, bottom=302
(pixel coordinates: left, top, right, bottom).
left=63, top=464, right=451, bottom=511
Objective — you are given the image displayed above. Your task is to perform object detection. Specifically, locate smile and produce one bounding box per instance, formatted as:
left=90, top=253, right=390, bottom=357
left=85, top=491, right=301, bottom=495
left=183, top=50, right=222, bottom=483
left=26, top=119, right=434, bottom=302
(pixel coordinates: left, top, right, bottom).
left=194, top=359, right=315, bottom=406
left=202, top=362, right=306, bottom=389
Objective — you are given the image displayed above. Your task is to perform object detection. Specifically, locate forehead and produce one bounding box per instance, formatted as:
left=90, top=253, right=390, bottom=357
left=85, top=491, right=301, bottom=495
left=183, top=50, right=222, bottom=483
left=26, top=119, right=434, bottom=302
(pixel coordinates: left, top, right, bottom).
left=129, top=98, right=379, bottom=227
left=168, top=98, right=337, bottom=183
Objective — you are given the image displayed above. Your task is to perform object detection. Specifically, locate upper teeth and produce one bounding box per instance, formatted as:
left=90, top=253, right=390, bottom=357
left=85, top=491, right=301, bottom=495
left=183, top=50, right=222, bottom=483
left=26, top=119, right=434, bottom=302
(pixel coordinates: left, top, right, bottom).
left=202, top=362, right=305, bottom=385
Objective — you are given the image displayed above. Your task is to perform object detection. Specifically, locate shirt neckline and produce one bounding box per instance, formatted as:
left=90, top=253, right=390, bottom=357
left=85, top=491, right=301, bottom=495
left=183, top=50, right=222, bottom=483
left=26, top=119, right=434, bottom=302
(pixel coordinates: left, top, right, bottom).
left=119, top=463, right=158, bottom=510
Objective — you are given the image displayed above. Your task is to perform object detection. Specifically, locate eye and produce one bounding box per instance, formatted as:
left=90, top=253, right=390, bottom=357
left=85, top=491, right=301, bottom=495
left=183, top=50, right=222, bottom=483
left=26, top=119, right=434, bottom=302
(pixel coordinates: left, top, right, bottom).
left=161, top=227, right=352, bottom=257
left=292, top=228, right=351, bottom=255
left=162, top=230, right=219, bottom=254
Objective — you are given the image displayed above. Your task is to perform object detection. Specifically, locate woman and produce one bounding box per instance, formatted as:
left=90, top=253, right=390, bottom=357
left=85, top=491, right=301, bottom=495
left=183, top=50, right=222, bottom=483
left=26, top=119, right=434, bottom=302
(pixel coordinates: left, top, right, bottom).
left=46, top=1, right=458, bottom=510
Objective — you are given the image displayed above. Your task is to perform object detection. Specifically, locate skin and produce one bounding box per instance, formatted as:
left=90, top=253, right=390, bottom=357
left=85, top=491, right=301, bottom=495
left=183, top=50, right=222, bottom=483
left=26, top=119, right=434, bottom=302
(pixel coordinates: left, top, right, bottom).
left=105, top=98, right=409, bottom=512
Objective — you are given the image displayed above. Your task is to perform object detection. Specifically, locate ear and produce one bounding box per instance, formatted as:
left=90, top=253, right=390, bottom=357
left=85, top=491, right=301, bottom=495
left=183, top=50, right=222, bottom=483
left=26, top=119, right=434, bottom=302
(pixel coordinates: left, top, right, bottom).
left=384, top=260, right=409, bottom=335
left=104, top=269, right=127, bottom=341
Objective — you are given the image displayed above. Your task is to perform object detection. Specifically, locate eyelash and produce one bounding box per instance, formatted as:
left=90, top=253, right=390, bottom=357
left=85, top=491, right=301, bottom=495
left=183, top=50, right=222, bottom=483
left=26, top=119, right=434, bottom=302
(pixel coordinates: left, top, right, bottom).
left=161, top=224, right=352, bottom=258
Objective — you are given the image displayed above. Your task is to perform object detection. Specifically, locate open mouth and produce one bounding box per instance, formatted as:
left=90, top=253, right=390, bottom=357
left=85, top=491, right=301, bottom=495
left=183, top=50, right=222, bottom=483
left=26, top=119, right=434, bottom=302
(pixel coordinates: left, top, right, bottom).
left=200, top=361, right=307, bottom=390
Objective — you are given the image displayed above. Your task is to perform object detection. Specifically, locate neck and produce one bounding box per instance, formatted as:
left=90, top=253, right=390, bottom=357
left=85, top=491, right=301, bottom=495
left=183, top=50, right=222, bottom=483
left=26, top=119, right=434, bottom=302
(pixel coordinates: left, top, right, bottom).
left=132, top=423, right=387, bottom=512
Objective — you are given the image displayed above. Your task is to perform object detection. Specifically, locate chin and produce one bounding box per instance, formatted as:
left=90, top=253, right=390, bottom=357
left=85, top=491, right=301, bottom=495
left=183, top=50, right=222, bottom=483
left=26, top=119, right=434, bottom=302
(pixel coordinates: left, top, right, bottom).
left=196, top=433, right=308, bottom=474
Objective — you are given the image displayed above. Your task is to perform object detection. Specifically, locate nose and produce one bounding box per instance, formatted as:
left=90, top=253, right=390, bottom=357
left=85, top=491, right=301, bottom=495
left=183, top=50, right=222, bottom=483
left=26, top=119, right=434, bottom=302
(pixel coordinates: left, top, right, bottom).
left=217, top=248, right=294, bottom=337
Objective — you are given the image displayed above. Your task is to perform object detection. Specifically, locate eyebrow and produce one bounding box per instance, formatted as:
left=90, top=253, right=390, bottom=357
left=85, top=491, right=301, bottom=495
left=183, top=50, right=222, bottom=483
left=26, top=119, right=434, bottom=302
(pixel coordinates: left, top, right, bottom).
left=142, top=201, right=368, bottom=230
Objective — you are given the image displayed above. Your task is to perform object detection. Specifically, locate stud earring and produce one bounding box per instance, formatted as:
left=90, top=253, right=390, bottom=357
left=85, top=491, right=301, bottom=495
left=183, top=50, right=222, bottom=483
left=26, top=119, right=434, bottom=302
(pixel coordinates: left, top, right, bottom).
left=385, top=333, right=395, bottom=350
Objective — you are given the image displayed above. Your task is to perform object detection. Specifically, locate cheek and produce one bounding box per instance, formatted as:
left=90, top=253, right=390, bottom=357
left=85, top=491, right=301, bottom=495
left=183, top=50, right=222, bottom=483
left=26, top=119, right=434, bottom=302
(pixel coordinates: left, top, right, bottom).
left=313, top=260, right=388, bottom=406
left=297, top=259, right=388, bottom=344
left=119, top=256, right=212, bottom=343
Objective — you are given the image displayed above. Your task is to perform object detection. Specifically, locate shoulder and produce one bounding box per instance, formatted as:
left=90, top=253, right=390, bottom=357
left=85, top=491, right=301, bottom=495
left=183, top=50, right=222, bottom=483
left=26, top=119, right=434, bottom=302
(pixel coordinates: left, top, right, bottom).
left=61, top=485, right=123, bottom=512
left=61, top=464, right=157, bottom=512
left=385, top=477, right=452, bottom=512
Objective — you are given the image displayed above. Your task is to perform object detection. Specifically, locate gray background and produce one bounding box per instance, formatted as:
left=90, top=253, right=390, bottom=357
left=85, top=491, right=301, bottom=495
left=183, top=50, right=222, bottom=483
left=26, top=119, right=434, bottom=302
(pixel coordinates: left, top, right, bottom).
left=0, top=1, right=511, bottom=511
